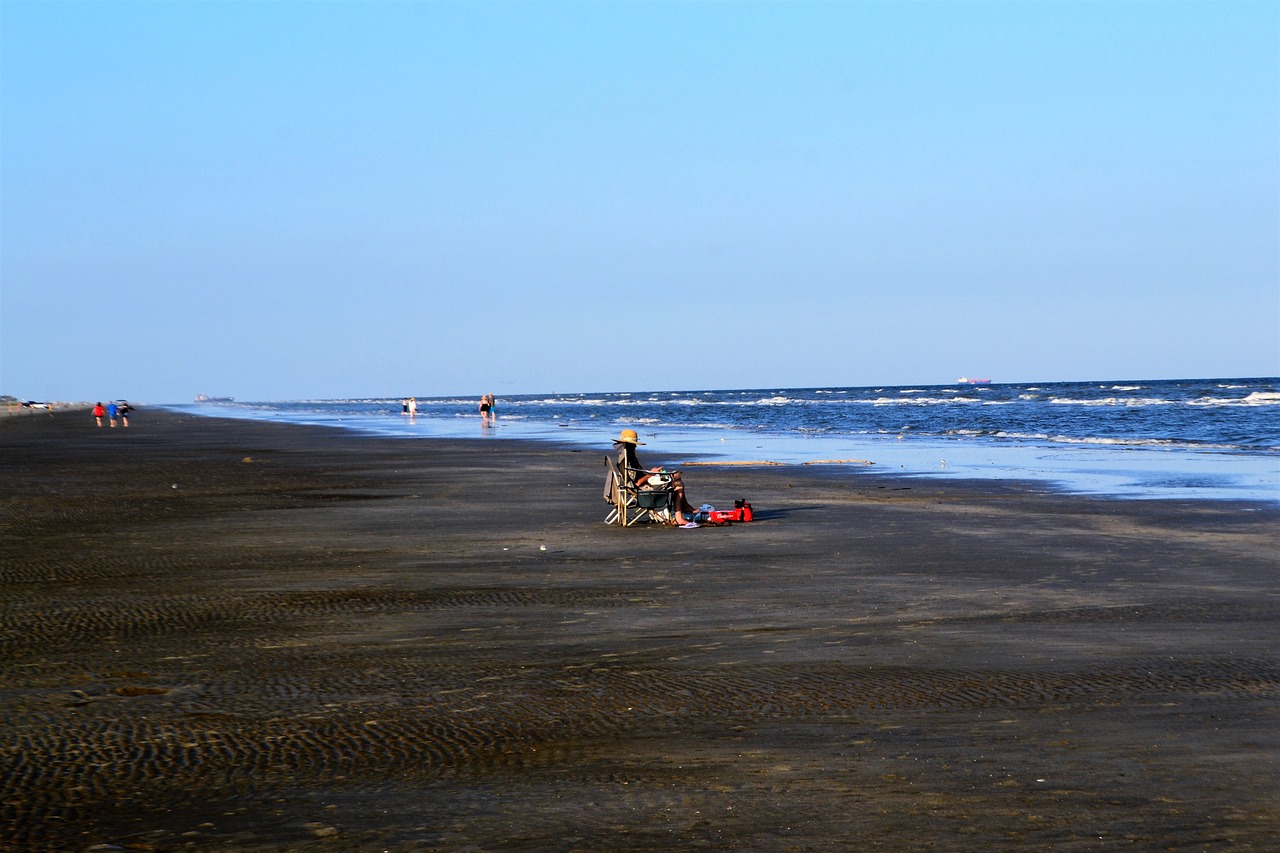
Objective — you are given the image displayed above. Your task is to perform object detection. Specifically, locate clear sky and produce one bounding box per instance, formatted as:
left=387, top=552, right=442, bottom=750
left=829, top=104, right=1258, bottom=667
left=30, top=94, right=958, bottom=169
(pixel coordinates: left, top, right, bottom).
left=2, top=1, right=1276, bottom=403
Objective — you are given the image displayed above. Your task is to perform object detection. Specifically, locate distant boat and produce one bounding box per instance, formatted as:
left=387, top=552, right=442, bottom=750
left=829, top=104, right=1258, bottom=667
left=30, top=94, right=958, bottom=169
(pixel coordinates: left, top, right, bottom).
left=194, top=394, right=234, bottom=402
left=956, top=377, right=991, bottom=384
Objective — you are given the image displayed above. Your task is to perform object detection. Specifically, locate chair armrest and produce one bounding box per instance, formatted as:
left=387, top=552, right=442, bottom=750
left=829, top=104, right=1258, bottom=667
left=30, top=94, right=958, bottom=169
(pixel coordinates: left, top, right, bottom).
left=627, top=467, right=676, bottom=489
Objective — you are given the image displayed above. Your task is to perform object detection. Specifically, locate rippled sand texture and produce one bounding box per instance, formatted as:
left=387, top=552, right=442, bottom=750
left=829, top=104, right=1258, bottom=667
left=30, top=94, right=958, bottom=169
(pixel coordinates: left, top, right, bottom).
left=2, top=411, right=1278, bottom=851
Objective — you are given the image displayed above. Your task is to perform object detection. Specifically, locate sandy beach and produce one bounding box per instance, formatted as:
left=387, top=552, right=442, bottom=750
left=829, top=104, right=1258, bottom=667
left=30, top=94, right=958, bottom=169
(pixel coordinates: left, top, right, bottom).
left=2, top=408, right=1277, bottom=851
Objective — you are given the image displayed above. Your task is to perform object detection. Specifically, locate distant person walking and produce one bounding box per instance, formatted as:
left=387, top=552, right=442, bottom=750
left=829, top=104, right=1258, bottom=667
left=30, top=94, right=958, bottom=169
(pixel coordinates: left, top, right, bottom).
left=485, top=393, right=496, bottom=423
left=118, top=401, right=131, bottom=427
left=408, top=397, right=417, bottom=418
left=478, top=394, right=492, bottom=425
left=92, top=402, right=105, bottom=427
left=401, top=398, right=409, bottom=415
left=106, top=401, right=119, bottom=428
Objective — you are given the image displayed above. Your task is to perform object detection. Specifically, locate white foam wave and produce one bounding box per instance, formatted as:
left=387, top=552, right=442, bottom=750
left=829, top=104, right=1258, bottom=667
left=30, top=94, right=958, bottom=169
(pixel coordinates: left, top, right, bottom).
left=1189, top=393, right=1280, bottom=407
left=1049, top=396, right=1172, bottom=407
left=1043, top=435, right=1254, bottom=451
left=523, top=397, right=615, bottom=406
left=608, top=417, right=741, bottom=431
left=531, top=395, right=743, bottom=407
left=950, top=429, right=1269, bottom=453
left=869, top=396, right=972, bottom=406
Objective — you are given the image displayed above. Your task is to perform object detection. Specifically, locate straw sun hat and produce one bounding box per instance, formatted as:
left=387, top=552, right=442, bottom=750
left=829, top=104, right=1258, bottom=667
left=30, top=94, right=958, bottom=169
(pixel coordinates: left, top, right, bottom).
left=614, top=428, right=644, bottom=445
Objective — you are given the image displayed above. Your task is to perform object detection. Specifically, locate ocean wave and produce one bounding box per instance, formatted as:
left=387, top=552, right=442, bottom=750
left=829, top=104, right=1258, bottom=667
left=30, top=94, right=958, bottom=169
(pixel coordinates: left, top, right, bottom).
left=607, top=419, right=739, bottom=430
left=1035, top=394, right=1278, bottom=408
left=1049, top=396, right=1172, bottom=407
left=653, top=397, right=811, bottom=406
left=1188, top=393, right=1280, bottom=407
left=868, top=396, right=983, bottom=406
left=521, top=397, right=616, bottom=405
left=947, top=429, right=1267, bottom=453
left=526, top=395, right=728, bottom=407
left=1041, top=435, right=1268, bottom=451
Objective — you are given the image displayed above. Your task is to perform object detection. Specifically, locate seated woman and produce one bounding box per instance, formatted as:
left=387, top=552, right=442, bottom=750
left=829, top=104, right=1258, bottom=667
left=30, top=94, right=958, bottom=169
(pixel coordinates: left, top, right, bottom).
left=613, top=428, right=698, bottom=525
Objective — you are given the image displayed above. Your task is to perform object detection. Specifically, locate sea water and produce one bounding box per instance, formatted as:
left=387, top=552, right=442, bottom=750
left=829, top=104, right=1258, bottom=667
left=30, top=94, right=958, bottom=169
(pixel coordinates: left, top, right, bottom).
left=166, top=377, right=1279, bottom=503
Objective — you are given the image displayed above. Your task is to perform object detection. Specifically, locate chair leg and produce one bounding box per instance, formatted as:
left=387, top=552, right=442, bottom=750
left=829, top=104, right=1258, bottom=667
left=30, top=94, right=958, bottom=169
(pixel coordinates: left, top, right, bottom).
left=609, top=487, right=630, bottom=526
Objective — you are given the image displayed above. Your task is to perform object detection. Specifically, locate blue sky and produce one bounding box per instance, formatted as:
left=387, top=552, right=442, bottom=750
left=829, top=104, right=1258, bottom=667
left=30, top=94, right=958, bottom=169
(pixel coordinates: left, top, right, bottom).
left=2, top=0, right=1276, bottom=403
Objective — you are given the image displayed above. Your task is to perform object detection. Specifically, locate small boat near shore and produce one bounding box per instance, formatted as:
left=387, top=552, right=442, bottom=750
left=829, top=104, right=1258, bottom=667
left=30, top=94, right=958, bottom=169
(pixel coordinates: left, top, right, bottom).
left=957, top=377, right=991, bottom=384
left=195, top=394, right=235, bottom=403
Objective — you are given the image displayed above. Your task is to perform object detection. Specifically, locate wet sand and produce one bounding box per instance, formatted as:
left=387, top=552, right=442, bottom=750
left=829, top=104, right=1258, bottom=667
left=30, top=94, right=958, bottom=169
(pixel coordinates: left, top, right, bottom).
left=2, top=409, right=1277, bottom=851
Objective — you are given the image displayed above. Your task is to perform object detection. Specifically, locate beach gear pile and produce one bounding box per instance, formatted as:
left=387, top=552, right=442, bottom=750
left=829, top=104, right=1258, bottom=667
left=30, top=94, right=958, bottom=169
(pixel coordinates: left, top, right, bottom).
left=695, top=499, right=754, bottom=526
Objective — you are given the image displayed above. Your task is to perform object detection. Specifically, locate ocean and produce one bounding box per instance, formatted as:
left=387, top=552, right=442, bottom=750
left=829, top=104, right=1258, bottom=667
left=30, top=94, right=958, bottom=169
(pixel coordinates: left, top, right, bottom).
left=169, top=377, right=1279, bottom=504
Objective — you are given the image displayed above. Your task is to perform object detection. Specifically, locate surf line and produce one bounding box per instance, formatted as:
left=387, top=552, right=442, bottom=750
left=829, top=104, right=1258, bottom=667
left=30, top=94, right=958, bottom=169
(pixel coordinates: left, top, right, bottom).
left=679, top=459, right=874, bottom=467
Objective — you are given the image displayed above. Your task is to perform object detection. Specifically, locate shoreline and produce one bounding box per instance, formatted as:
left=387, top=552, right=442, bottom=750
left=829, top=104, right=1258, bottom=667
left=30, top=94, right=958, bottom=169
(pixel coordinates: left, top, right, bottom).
left=3, top=409, right=1277, bottom=850
left=161, top=401, right=1280, bottom=505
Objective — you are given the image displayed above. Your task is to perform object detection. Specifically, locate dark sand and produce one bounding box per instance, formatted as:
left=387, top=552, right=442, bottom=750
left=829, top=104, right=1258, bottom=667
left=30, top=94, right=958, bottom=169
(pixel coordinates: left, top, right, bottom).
left=2, top=410, right=1277, bottom=851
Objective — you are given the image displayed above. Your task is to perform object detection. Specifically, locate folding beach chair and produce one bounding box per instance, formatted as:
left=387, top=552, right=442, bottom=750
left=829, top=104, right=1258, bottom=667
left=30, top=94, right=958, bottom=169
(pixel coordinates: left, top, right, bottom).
left=603, top=455, right=678, bottom=527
